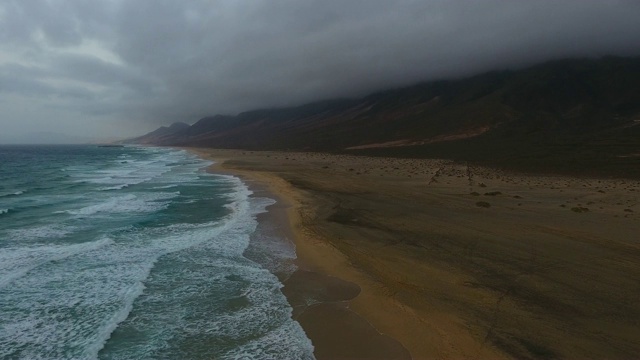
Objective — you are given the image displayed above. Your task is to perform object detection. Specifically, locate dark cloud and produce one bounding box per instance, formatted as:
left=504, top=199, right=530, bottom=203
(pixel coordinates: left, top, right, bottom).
left=1, top=0, right=639, bottom=141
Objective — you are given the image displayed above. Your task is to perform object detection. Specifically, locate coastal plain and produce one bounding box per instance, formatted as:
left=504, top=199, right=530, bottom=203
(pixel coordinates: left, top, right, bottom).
left=191, top=148, right=640, bottom=359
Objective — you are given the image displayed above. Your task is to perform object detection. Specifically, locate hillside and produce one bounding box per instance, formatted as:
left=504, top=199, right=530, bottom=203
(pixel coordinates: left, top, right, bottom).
left=128, top=57, right=640, bottom=178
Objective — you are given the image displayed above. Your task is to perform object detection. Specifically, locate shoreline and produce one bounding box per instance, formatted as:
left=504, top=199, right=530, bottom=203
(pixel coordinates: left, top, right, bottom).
left=188, top=147, right=640, bottom=359
left=191, top=148, right=411, bottom=359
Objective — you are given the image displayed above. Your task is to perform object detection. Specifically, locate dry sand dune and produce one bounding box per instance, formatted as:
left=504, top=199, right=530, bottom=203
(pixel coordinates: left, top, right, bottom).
left=190, top=148, right=640, bottom=359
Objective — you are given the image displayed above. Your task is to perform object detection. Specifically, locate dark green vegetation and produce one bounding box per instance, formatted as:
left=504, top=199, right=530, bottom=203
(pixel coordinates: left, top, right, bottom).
left=129, top=57, right=640, bottom=178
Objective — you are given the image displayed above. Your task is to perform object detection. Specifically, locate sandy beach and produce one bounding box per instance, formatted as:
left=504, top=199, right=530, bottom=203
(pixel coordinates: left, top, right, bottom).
left=190, top=148, right=640, bottom=359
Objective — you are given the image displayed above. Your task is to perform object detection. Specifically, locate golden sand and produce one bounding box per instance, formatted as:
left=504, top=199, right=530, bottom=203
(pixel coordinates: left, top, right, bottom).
left=190, top=148, right=640, bottom=359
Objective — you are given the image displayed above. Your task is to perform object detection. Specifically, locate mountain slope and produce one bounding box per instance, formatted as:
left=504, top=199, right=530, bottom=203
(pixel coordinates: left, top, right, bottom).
left=127, top=122, right=190, bottom=145
left=128, top=57, right=640, bottom=178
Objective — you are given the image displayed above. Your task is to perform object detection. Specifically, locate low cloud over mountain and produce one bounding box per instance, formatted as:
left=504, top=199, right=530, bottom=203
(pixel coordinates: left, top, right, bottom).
left=1, top=1, right=640, bottom=141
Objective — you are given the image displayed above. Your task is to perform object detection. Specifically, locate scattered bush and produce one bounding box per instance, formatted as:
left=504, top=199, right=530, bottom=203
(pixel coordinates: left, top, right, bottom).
left=484, top=191, right=502, bottom=196
left=571, top=207, right=589, bottom=213
left=476, top=201, right=491, bottom=208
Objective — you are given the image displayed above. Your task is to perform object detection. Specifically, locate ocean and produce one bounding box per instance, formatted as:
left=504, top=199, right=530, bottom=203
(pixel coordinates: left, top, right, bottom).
left=0, top=145, right=314, bottom=359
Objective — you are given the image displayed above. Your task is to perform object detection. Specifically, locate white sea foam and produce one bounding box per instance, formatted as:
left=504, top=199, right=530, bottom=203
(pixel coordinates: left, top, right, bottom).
left=6, top=224, right=76, bottom=241
left=98, top=179, right=307, bottom=360
left=0, top=191, right=238, bottom=358
left=225, top=321, right=314, bottom=360
left=0, top=236, right=114, bottom=289
left=151, top=184, right=178, bottom=189
left=0, top=147, right=312, bottom=359
left=71, top=153, right=178, bottom=191
left=99, top=184, right=130, bottom=191
left=0, top=208, right=8, bottom=215
left=83, top=270, right=149, bottom=359
left=58, top=222, right=238, bottom=358
left=63, top=192, right=178, bottom=217
left=0, top=190, right=26, bottom=198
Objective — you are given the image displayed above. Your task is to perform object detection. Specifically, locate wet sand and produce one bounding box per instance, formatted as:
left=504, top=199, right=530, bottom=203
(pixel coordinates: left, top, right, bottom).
left=192, top=148, right=640, bottom=359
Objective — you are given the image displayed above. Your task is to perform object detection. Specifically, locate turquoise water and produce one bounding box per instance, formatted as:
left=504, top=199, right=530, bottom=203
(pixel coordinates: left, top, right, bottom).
left=0, top=145, right=313, bottom=359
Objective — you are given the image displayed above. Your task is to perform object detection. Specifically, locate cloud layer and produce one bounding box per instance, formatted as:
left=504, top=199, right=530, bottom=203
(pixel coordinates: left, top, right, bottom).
left=1, top=0, right=640, bottom=141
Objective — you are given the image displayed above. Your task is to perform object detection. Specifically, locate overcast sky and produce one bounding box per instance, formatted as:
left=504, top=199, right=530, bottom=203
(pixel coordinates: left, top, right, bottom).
left=1, top=0, right=639, bottom=142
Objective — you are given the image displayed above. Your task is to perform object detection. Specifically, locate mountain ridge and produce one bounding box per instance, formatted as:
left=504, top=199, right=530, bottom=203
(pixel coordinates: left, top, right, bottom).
left=126, top=57, right=640, bottom=178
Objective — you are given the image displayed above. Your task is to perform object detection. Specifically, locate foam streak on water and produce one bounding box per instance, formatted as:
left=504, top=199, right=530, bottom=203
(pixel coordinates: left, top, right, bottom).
left=0, top=145, right=313, bottom=360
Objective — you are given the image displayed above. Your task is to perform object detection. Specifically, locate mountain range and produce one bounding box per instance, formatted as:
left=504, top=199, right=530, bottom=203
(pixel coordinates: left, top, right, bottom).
left=125, top=57, right=640, bottom=178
